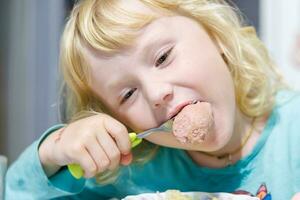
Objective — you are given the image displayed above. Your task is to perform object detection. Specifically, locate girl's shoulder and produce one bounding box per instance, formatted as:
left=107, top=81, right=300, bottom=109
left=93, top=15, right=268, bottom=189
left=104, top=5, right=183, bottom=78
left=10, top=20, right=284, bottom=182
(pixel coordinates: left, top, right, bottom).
left=274, top=89, right=300, bottom=115
left=271, top=89, right=300, bottom=139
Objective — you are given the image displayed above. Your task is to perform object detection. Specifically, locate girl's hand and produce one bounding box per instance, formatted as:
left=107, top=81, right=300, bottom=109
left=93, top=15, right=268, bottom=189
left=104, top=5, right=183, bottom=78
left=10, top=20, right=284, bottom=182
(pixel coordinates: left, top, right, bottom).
left=38, top=113, right=132, bottom=178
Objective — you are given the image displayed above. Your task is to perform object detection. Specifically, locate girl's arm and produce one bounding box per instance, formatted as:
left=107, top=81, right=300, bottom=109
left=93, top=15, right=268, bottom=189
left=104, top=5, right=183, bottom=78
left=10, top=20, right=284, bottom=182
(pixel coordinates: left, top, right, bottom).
left=38, top=127, right=65, bottom=177
left=5, top=113, right=133, bottom=199
left=5, top=125, right=86, bottom=199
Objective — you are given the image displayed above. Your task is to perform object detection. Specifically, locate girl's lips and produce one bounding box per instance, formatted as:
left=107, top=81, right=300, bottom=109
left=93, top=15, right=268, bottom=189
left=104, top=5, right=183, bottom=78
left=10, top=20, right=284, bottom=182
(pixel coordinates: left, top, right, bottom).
left=168, top=100, right=200, bottom=120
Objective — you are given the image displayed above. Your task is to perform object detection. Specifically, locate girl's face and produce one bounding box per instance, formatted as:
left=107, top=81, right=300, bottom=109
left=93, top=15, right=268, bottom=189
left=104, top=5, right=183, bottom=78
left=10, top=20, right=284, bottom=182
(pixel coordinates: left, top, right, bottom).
left=85, top=15, right=236, bottom=152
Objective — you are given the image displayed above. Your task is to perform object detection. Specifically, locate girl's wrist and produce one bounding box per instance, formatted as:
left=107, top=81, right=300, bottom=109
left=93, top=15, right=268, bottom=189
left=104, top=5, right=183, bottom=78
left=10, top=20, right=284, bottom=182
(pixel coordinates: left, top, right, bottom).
left=38, top=128, right=64, bottom=177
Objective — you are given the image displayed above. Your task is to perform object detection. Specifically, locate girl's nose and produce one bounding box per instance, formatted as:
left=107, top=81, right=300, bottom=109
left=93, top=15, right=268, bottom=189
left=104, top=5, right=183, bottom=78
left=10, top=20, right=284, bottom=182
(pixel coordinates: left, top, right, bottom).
left=146, top=82, right=173, bottom=108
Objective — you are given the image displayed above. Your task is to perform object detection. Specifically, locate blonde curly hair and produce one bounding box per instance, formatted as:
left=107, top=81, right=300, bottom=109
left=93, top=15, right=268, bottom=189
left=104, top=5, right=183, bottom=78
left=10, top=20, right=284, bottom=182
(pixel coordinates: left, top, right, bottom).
left=59, top=0, right=286, bottom=184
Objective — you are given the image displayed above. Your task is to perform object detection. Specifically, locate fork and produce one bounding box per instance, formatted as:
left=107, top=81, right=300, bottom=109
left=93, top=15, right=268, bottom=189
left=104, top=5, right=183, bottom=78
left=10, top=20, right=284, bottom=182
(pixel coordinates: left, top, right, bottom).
left=68, top=119, right=173, bottom=179
left=129, top=119, right=173, bottom=147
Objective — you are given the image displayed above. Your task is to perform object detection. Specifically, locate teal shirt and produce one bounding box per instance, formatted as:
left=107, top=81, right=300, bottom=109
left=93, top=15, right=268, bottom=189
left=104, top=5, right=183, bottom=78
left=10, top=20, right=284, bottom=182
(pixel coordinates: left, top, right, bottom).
left=5, top=90, right=300, bottom=200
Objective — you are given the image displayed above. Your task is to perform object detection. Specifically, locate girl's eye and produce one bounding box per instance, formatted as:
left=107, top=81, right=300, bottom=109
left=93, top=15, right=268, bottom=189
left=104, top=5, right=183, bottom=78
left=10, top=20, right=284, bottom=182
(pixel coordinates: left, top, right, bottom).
left=155, top=47, right=173, bottom=67
left=121, top=88, right=137, bottom=104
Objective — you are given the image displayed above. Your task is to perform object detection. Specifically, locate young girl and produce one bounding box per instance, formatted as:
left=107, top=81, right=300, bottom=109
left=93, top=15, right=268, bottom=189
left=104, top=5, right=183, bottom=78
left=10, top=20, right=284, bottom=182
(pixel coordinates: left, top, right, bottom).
left=5, top=0, right=300, bottom=199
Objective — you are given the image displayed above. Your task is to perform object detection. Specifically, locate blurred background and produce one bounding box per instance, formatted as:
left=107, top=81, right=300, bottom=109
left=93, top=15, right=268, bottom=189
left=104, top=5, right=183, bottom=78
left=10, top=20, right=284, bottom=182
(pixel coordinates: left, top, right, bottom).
left=0, top=0, right=300, bottom=165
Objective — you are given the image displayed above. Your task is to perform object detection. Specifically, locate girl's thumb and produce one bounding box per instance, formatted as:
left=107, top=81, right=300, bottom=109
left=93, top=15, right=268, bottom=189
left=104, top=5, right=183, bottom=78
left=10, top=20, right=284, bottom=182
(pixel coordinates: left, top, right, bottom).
left=120, top=152, right=133, bottom=166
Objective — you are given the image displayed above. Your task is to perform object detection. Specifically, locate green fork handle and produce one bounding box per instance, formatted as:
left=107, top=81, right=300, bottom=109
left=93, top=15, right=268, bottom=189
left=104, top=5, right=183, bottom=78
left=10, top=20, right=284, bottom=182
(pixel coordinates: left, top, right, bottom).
left=67, top=132, right=142, bottom=179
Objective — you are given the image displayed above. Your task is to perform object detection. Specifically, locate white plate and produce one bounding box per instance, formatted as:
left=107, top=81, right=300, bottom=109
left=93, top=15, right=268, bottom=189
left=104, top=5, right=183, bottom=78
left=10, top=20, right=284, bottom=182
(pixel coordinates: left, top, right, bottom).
left=123, top=191, right=259, bottom=200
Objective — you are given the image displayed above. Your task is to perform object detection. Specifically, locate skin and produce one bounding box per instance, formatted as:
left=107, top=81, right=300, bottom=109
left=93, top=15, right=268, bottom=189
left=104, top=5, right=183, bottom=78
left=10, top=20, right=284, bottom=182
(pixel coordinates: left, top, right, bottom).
left=87, top=14, right=245, bottom=154
left=39, top=0, right=263, bottom=179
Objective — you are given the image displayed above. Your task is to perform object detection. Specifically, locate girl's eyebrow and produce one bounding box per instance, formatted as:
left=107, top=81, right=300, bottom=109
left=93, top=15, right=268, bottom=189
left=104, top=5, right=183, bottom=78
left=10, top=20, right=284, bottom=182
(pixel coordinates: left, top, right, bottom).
left=140, top=37, right=174, bottom=62
left=106, top=37, right=174, bottom=90
left=106, top=74, right=128, bottom=91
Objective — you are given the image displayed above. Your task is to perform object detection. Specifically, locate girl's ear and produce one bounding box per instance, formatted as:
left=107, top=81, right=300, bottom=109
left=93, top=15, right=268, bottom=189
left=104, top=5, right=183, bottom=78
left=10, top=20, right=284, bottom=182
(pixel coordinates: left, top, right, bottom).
left=213, top=37, right=228, bottom=64
left=209, top=31, right=227, bottom=64
left=211, top=36, right=223, bottom=55
left=221, top=53, right=228, bottom=64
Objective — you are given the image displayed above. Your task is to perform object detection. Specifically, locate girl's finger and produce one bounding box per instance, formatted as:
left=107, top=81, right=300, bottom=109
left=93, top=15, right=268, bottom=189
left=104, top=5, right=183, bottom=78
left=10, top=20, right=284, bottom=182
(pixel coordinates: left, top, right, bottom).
left=85, top=136, right=110, bottom=173
left=103, top=115, right=131, bottom=155
left=71, top=146, right=98, bottom=178
left=96, top=132, right=121, bottom=170
left=120, top=153, right=133, bottom=166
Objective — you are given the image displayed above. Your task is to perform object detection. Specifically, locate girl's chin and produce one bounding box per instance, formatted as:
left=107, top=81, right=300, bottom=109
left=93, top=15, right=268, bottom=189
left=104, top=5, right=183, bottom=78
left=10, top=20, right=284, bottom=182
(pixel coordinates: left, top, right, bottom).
left=172, top=132, right=228, bottom=152
left=148, top=123, right=229, bottom=152
left=172, top=144, right=226, bottom=155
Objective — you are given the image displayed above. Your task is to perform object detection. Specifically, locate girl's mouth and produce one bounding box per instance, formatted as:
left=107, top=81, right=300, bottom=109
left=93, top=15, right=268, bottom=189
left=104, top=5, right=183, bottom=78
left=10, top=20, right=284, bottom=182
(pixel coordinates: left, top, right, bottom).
left=169, top=100, right=200, bottom=120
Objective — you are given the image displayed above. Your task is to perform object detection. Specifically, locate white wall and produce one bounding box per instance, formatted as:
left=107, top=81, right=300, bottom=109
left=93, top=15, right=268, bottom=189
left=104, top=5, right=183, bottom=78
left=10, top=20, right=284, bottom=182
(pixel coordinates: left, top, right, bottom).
left=260, top=0, right=300, bottom=89
left=6, top=0, right=65, bottom=162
